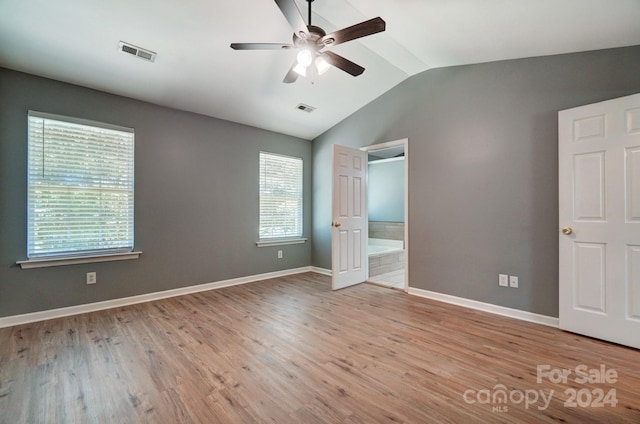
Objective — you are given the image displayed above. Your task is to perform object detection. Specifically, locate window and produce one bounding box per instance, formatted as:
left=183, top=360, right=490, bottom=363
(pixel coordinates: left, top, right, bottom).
left=26, top=111, right=135, bottom=260
left=258, top=152, right=303, bottom=243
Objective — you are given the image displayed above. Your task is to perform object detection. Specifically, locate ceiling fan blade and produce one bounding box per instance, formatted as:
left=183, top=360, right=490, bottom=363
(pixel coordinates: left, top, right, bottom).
left=321, top=51, right=365, bottom=77
left=320, top=17, right=385, bottom=47
left=230, top=43, right=294, bottom=50
left=283, top=61, right=299, bottom=83
left=274, top=0, right=308, bottom=37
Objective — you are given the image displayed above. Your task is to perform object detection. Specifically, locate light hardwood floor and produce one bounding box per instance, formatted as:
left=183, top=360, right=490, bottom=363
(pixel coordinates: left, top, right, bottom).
left=1, top=272, right=638, bottom=423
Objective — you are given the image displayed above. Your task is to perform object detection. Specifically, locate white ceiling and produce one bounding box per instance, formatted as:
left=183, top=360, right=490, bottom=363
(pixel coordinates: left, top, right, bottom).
left=1, top=0, right=639, bottom=140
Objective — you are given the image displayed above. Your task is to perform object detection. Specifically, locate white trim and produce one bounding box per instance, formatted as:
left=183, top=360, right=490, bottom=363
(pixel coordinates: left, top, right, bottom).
left=17, top=251, right=142, bottom=269
left=368, top=157, right=404, bottom=165
left=361, top=138, right=409, bottom=153
left=310, top=266, right=332, bottom=276
left=408, top=287, right=559, bottom=328
left=256, top=238, right=307, bottom=247
left=0, top=266, right=315, bottom=328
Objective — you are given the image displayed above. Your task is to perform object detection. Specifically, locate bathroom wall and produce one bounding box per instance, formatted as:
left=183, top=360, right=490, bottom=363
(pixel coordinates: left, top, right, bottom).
left=368, top=158, right=405, bottom=223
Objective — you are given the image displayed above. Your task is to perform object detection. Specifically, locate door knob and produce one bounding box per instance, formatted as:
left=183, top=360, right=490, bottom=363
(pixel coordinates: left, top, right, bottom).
left=562, top=226, right=573, bottom=235
left=332, top=222, right=342, bottom=228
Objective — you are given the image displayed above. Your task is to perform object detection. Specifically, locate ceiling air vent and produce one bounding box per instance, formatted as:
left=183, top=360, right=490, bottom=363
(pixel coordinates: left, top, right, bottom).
left=296, top=103, right=315, bottom=113
left=118, top=41, right=156, bottom=62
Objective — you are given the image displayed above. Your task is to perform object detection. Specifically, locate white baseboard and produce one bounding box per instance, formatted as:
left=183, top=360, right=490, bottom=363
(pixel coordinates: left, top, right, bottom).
left=0, top=266, right=315, bottom=328
left=310, top=266, right=332, bottom=276
left=2, top=269, right=557, bottom=330
left=407, top=287, right=559, bottom=328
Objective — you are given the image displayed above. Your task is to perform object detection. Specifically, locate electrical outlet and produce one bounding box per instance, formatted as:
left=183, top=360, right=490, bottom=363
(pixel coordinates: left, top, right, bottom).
left=499, top=274, right=509, bottom=287
left=86, top=272, right=97, bottom=285
left=509, top=275, right=519, bottom=288
left=277, top=250, right=283, bottom=259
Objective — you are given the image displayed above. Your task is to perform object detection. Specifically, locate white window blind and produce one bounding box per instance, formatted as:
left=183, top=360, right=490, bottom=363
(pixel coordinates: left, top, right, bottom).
left=259, top=152, right=303, bottom=240
left=27, top=111, right=135, bottom=258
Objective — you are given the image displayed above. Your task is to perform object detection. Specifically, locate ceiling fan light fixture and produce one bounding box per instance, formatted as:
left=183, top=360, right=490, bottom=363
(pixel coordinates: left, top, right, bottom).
left=296, top=49, right=313, bottom=67
left=315, top=56, right=331, bottom=75
left=293, top=63, right=307, bottom=77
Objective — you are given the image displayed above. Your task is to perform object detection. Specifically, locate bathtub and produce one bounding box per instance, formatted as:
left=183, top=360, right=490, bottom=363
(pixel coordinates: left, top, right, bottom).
left=368, top=238, right=404, bottom=277
left=368, top=238, right=403, bottom=256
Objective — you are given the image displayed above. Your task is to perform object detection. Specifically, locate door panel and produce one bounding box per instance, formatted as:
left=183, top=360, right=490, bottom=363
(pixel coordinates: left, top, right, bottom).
left=573, top=152, right=606, bottom=221
left=628, top=245, right=640, bottom=320
left=353, top=177, right=362, bottom=217
left=559, top=92, right=640, bottom=349
left=573, top=114, right=605, bottom=142
left=626, top=107, right=640, bottom=134
left=574, top=242, right=606, bottom=313
left=626, top=147, right=640, bottom=221
left=353, top=229, right=363, bottom=270
left=332, top=144, right=367, bottom=290
left=338, top=230, right=349, bottom=272
left=338, top=175, right=349, bottom=216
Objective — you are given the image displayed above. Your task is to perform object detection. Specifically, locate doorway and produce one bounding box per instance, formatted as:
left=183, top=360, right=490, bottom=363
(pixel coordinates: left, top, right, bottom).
left=362, top=139, right=408, bottom=291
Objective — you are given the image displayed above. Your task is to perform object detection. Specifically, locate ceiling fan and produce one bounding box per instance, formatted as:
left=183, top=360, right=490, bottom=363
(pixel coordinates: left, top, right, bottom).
left=230, top=0, right=386, bottom=83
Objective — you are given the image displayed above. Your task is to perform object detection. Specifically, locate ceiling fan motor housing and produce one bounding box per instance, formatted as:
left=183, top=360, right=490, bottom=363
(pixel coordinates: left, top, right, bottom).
left=294, top=25, right=327, bottom=49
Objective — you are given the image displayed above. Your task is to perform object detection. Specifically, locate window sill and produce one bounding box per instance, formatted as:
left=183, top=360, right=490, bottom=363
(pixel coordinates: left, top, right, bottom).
left=256, top=238, right=307, bottom=248
left=17, top=251, right=142, bottom=269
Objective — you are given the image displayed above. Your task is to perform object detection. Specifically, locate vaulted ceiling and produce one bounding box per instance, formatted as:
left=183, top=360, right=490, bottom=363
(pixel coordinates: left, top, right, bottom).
left=1, top=0, right=639, bottom=139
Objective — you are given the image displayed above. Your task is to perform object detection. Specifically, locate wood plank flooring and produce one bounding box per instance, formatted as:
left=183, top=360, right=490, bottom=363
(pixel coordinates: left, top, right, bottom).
left=1, top=272, right=639, bottom=423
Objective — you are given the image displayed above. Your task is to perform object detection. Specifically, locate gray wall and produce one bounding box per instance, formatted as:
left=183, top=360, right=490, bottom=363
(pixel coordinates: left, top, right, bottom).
left=312, top=45, right=640, bottom=317
left=0, top=68, right=312, bottom=317
left=368, top=159, right=405, bottom=222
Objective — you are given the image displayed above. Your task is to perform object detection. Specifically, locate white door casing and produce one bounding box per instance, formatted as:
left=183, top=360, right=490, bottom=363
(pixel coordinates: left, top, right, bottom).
left=332, top=144, right=367, bottom=290
left=559, top=93, right=640, bottom=349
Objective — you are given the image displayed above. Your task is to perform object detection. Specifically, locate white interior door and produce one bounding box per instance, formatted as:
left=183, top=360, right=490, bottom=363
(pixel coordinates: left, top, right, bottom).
left=559, top=93, right=640, bottom=349
left=332, top=144, right=367, bottom=290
